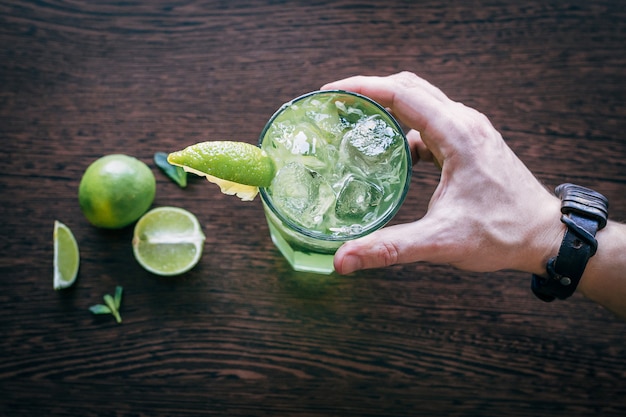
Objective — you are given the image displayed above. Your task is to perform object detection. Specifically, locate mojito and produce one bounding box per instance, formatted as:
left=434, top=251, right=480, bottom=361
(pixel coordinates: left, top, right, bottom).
left=259, top=90, right=411, bottom=274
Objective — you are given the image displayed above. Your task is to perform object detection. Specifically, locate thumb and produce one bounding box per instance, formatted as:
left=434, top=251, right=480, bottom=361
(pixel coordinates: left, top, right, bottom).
left=333, top=219, right=443, bottom=275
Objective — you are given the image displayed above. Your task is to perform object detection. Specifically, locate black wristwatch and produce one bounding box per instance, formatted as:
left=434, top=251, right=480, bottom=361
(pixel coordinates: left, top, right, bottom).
left=531, top=183, right=609, bottom=302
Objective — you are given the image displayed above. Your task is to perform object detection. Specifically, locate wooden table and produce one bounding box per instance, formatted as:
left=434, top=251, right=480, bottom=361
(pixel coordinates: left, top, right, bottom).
left=1, top=1, right=625, bottom=415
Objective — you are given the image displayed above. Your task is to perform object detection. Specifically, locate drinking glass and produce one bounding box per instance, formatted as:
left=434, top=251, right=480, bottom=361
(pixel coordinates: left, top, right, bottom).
left=259, top=90, right=411, bottom=274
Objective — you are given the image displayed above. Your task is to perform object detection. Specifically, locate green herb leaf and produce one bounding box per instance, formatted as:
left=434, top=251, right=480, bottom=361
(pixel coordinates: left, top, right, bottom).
left=89, top=304, right=111, bottom=315
left=103, top=294, right=116, bottom=309
left=155, top=152, right=187, bottom=188
left=103, top=294, right=122, bottom=324
left=89, top=286, right=123, bottom=324
left=114, top=285, right=123, bottom=310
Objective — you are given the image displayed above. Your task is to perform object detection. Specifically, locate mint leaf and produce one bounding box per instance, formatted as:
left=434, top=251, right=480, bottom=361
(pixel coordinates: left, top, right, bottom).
left=89, top=304, right=111, bottom=315
left=114, top=285, right=123, bottom=310
left=89, top=286, right=123, bottom=324
left=154, top=152, right=187, bottom=188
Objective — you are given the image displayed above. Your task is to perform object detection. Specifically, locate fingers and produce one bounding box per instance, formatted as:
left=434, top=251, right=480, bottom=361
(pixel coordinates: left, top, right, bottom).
left=321, top=72, right=450, bottom=130
left=406, top=129, right=435, bottom=165
left=322, top=72, right=441, bottom=166
left=333, top=225, right=405, bottom=275
left=321, top=72, right=449, bottom=107
left=322, top=72, right=456, bottom=162
left=333, top=218, right=448, bottom=275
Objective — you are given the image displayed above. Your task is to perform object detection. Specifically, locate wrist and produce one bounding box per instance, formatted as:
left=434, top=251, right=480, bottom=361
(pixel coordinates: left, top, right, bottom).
left=519, top=194, right=564, bottom=276
left=537, top=199, right=566, bottom=275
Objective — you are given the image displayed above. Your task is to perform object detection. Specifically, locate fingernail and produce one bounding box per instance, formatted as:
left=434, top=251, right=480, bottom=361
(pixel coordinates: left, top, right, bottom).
left=340, top=254, right=362, bottom=275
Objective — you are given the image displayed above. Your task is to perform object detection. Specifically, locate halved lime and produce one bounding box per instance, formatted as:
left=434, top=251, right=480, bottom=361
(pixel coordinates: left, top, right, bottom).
left=132, top=207, right=206, bottom=276
left=167, top=141, right=275, bottom=201
left=53, top=220, right=80, bottom=290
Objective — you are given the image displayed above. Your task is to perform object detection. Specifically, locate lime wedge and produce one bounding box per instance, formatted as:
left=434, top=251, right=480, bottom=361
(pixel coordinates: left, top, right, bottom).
left=53, top=220, right=80, bottom=290
left=132, top=207, right=206, bottom=276
left=167, top=141, right=275, bottom=201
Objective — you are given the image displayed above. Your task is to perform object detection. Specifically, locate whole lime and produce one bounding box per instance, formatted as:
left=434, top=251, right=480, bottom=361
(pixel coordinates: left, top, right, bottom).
left=78, top=154, right=156, bottom=229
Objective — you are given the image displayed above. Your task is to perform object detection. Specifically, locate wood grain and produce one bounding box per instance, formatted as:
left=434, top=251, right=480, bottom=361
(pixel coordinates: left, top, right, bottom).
left=1, top=1, right=625, bottom=416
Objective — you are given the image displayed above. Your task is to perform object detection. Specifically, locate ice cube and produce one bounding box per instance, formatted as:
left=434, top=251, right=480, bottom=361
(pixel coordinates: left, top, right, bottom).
left=335, top=175, right=383, bottom=221
left=265, top=119, right=331, bottom=169
left=329, top=224, right=364, bottom=236
left=289, top=122, right=334, bottom=171
left=335, top=100, right=366, bottom=123
left=270, top=162, right=335, bottom=228
left=265, top=120, right=296, bottom=152
left=290, top=124, right=321, bottom=156
left=341, top=114, right=399, bottom=161
left=299, top=97, right=348, bottom=141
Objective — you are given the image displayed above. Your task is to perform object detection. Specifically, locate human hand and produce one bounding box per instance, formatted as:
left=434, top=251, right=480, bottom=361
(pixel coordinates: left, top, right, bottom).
left=322, top=72, right=565, bottom=275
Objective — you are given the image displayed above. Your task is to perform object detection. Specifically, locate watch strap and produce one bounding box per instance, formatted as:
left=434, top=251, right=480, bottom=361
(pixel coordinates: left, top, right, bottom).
left=531, top=183, right=608, bottom=302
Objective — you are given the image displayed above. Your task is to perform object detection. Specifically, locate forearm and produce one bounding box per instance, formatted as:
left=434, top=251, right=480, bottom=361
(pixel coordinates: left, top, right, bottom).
left=577, top=220, right=626, bottom=320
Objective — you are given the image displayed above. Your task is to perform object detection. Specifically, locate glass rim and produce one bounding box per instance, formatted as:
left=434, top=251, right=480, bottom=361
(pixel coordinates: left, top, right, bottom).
left=258, top=89, right=412, bottom=242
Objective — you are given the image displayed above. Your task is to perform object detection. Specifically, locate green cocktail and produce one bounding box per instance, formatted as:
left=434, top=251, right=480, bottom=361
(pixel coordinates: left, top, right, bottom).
left=259, top=90, right=412, bottom=274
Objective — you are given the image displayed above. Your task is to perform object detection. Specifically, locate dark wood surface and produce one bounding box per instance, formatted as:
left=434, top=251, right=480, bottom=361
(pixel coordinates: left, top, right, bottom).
left=1, top=1, right=625, bottom=416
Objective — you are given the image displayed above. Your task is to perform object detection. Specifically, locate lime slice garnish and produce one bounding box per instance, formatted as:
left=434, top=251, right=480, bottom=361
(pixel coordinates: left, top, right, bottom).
left=53, top=220, right=80, bottom=290
left=132, top=207, right=206, bottom=276
left=167, top=141, right=275, bottom=201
